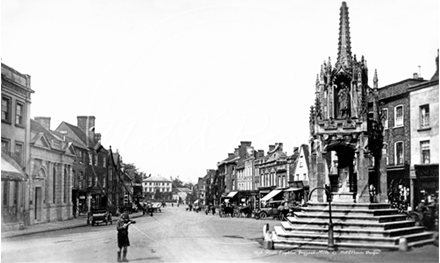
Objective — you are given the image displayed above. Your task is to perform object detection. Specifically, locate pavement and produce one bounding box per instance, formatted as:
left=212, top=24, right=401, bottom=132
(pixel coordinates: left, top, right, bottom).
left=1, top=211, right=146, bottom=239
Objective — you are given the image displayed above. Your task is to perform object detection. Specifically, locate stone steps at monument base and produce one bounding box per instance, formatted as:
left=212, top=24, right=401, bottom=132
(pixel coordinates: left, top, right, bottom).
left=285, top=218, right=416, bottom=230
left=273, top=226, right=432, bottom=246
left=307, top=202, right=391, bottom=210
left=272, top=238, right=434, bottom=251
left=293, top=212, right=407, bottom=223
left=279, top=221, right=426, bottom=237
left=301, top=207, right=398, bottom=216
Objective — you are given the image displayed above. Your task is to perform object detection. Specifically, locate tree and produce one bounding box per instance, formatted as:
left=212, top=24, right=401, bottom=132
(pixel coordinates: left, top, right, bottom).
left=170, top=176, right=184, bottom=191
left=154, top=188, right=163, bottom=200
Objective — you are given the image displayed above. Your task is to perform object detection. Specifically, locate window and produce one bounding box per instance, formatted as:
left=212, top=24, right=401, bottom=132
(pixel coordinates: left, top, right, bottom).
left=64, top=168, right=68, bottom=203
left=78, top=151, right=83, bottom=163
left=88, top=175, right=92, bottom=187
left=420, top=105, right=430, bottom=128
left=383, top=145, right=389, bottom=165
left=381, top=108, right=388, bottom=129
left=103, top=157, right=106, bottom=168
left=89, top=153, right=92, bottom=165
left=2, top=139, right=10, bottom=154
left=395, top=141, right=404, bottom=165
left=95, top=154, right=98, bottom=166
left=2, top=97, right=11, bottom=122
left=394, top=105, right=403, bottom=127
left=421, top=141, right=430, bottom=164
left=15, top=103, right=24, bottom=126
left=3, top=182, right=8, bottom=206
left=14, top=142, right=23, bottom=165
left=53, top=166, right=56, bottom=203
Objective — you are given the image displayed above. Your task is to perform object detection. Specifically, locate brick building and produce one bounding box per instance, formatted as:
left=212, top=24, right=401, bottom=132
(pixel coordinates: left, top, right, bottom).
left=375, top=76, right=425, bottom=204
left=56, top=116, right=109, bottom=210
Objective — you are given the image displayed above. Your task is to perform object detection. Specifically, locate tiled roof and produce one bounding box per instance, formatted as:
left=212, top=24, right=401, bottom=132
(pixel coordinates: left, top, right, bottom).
left=143, top=175, right=171, bottom=182
left=375, top=78, right=425, bottom=101
left=59, top=121, right=96, bottom=147
left=30, top=120, right=58, bottom=142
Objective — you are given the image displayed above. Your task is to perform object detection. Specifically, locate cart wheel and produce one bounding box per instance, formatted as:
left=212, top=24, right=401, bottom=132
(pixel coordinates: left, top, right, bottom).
left=234, top=211, right=240, bottom=218
left=259, top=212, right=267, bottom=219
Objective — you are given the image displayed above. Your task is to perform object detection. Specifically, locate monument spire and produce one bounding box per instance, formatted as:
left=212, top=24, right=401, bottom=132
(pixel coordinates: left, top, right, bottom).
left=336, top=1, right=352, bottom=69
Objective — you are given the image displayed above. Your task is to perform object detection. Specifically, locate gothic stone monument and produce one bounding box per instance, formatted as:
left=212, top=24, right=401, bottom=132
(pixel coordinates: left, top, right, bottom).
left=309, top=1, right=387, bottom=204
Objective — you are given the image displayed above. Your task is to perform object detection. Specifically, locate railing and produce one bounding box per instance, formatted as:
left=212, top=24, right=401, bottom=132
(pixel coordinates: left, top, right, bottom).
left=308, top=185, right=335, bottom=251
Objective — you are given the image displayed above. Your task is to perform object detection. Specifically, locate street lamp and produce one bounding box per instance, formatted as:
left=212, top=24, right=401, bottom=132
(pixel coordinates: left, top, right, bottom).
left=308, top=185, right=335, bottom=251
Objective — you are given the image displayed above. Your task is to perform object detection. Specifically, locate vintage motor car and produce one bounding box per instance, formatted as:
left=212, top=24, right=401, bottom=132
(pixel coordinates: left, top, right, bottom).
left=255, top=200, right=284, bottom=220
left=88, top=208, right=112, bottom=226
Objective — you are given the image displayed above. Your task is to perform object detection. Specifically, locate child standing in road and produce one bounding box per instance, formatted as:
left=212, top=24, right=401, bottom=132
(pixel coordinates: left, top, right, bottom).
left=117, top=212, right=135, bottom=262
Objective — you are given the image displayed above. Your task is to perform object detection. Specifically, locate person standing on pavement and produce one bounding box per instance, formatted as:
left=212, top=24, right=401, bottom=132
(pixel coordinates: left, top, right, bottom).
left=116, top=212, right=136, bottom=262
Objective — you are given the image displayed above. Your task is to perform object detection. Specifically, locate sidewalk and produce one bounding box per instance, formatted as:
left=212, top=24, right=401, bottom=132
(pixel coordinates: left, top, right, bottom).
left=1, top=211, right=145, bottom=239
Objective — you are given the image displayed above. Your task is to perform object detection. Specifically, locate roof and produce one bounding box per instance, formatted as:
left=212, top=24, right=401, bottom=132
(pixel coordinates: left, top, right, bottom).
left=408, top=78, right=439, bottom=92
left=143, top=175, right=171, bottom=182
left=31, top=119, right=58, bottom=142
left=177, top=187, right=192, bottom=193
left=375, top=78, right=425, bottom=101
left=57, top=121, right=96, bottom=148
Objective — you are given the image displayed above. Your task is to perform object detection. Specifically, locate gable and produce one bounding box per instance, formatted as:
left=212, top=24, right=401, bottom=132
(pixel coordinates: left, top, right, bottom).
left=65, top=142, right=76, bottom=156
left=34, top=133, right=51, bottom=149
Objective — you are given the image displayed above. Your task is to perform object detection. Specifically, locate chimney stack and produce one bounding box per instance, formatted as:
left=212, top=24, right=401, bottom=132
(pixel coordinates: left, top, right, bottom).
left=258, top=150, right=265, bottom=158
left=77, top=116, right=96, bottom=142
left=268, top=145, right=275, bottom=152
left=34, top=117, right=51, bottom=130
left=277, top=142, right=283, bottom=151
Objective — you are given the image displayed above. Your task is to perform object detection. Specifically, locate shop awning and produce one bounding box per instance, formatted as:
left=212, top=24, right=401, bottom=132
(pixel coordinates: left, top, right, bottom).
left=1, top=154, right=26, bottom=181
left=226, top=191, right=238, bottom=198
left=260, top=189, right=283, bottom=202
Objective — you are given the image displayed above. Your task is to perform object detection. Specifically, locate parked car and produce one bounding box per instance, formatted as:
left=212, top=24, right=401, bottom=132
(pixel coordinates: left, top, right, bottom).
left=255, top=200, right=284, bottom=220
left=88, top=208, right=112, bottom=226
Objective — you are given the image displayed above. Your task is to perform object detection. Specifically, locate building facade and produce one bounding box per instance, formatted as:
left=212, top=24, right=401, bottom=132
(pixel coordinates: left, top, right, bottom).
left=56, top=116, right=109, bottom=210
left=255, top=143, right=290, bottom=189
left=375, top=77, right=425, bottom=205
left=409, top=52, right=439, bottom=209
left=291, top=144, right=310, bottom=183
left=29, top=118, right=75, bottom=224
left=142, top=175, right=172, bottom=194
left=1, top=63, right=34, bottom=230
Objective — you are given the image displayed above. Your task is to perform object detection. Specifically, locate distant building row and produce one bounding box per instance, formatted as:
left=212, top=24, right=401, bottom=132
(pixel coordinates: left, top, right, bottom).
left=197, top=141, right=311, bottom=206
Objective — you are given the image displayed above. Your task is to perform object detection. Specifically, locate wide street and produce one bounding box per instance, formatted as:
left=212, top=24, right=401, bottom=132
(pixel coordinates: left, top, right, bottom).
left=2, top=206, right=438, bottom=263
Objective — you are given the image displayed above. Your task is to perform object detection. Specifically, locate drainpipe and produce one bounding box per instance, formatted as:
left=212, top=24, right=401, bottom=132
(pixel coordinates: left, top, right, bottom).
left=308, top=185, right=335, bottom=251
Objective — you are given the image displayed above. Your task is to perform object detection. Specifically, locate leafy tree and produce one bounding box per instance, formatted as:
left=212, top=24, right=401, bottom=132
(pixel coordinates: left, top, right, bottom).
left=154, top=188, right=163, bottom=200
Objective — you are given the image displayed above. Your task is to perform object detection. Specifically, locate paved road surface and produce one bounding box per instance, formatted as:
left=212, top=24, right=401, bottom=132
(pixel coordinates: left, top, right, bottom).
left=2, top=206, right=438, bottom=263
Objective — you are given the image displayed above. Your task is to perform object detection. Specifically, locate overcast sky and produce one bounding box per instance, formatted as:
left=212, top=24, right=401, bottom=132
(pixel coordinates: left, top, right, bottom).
left=2, top=0, right=438, bottom=183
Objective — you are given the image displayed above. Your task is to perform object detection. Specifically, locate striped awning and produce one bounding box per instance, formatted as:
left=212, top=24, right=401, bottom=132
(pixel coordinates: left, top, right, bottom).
left=260, top=189, right=283, bottom=202
left=226, top=191, right=238, bottom=198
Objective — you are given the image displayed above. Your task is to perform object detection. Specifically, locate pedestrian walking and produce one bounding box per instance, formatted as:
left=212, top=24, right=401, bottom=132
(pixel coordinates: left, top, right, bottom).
left=116, top=212, right=136, bottom=262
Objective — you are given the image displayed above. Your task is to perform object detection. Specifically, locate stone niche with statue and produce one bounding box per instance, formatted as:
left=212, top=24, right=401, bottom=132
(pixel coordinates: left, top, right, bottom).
left=308, top=2, right=387, bottom=203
